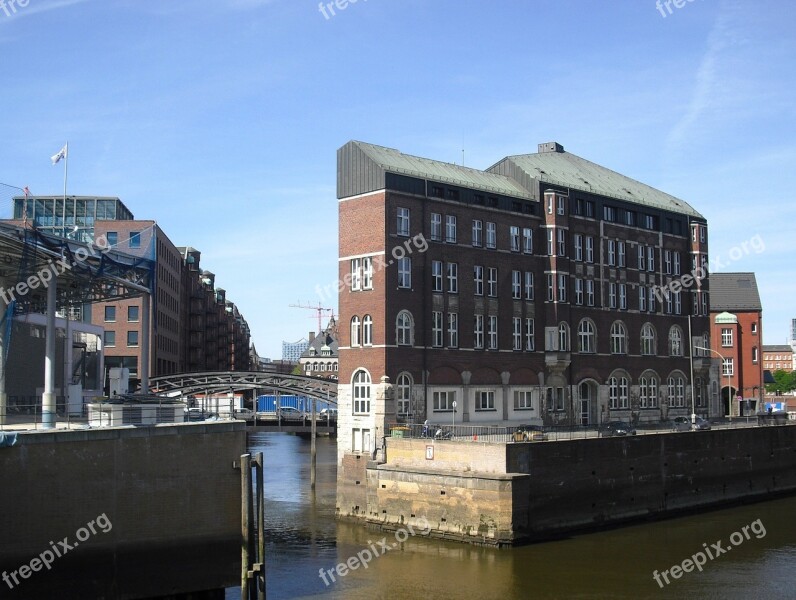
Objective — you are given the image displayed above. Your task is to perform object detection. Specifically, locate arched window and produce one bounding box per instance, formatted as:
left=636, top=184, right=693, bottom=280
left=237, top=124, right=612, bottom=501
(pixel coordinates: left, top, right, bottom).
left=578, top=319, right=596, bottom=353
left=558, top=322, right=570, bottom=352
left=639, top=373, right=658, bottom=408
left=353, top=370, right=371, bottom=414
left=669, top=326, right=683, bottom=357
left=610, top=321, right=627, bottom=354
left=350, top=316, right=361, bottom=347
left=608, top=375, right=629, bottom=409
left=667, top=375, right=685, bottom=407
left=363, top=315, right=373, bottom=346
left=396, top=372, right=412, bottom=416
left=641, top=323, right=656, bottom=356
left=396, top=311, right=413, bottom=346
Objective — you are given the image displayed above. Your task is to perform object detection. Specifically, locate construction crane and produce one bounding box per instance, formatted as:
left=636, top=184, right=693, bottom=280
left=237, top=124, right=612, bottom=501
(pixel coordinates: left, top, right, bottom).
left=289, top=302, right=336, bottom=335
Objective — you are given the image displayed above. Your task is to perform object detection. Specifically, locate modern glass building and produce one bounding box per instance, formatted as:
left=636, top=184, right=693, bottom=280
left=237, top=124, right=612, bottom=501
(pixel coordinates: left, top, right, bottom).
left=13, top=196, right=134, bottom=242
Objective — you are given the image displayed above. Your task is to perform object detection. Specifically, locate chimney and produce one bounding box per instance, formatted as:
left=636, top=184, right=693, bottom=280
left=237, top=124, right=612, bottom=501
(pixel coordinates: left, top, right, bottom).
left=309, top=332, right=315, bottom=343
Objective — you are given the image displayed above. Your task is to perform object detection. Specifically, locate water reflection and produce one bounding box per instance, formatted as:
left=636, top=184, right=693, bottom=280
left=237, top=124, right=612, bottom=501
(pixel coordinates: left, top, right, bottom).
left=247, top=433, right=796, bottom=600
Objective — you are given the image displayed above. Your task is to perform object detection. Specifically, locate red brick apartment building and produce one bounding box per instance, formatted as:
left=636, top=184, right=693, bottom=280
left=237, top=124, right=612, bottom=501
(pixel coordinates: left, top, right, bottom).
left=708, top=273, right=764, bottom=416
left=336, top=141, right=716, bottom=459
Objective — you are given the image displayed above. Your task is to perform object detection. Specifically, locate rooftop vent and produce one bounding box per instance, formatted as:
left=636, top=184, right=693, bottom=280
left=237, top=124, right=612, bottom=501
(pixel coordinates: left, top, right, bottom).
left=538, top=142, right=564, bottom=153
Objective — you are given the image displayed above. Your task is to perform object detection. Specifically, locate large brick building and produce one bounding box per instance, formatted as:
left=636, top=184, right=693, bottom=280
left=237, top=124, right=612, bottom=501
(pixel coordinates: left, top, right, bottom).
left=708, top=273, right=764, bottom=416
left=336, top=141, right=717, bottom=461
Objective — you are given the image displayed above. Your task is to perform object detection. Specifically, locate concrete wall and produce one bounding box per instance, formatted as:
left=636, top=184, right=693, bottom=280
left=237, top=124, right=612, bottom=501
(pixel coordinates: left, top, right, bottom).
left=0, top=421, right=246, bottom=568
left=350, top=425, right=796, bottom=546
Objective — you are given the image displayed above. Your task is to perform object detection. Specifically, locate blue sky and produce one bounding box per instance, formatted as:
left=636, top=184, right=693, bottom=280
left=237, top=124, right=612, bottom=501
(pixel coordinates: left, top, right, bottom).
left=1, top=0, right=794, bottom=358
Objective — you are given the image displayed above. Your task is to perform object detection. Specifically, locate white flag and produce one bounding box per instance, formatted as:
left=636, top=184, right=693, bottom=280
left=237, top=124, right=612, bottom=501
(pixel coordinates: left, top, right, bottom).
left=51, top=143, right=68, bottom=165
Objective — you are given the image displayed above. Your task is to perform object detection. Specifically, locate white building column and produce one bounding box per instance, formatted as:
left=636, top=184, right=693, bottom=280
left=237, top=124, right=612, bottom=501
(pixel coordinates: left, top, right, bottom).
left=140, top=293, right=151, bottom=394
left=42, top=278, right=57, bottom=429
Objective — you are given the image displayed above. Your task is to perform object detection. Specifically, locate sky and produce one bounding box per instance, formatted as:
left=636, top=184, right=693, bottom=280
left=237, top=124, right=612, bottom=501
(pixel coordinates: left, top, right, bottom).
left=0, top=0, right=794, bottom=358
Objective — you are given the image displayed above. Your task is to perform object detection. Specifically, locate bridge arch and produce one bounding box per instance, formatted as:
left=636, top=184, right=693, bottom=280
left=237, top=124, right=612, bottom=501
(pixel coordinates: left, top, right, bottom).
left=149, top=372, right=337, bottom=403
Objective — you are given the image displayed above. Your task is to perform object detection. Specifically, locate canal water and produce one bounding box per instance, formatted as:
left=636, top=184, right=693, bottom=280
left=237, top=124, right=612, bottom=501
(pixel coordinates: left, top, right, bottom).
left=238, top=432, right=796, bottom=600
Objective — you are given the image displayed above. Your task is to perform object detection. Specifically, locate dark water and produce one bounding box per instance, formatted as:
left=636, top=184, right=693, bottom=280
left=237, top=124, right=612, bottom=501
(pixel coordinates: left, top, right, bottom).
left=237, top=433, right=796, bottom=600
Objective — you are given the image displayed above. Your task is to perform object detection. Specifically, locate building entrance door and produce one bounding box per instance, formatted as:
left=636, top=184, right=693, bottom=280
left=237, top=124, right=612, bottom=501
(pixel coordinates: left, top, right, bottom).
left=579, top=382, right=591, bottom=426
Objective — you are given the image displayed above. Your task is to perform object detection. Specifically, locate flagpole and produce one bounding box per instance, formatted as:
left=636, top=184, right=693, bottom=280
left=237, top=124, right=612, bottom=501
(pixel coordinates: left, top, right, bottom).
left=63, top=141, right=68, bottom=205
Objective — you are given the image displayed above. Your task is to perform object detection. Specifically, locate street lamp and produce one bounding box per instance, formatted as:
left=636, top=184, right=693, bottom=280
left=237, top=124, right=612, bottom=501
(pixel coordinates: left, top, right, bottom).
left=694, top=346, right=731, bottom=421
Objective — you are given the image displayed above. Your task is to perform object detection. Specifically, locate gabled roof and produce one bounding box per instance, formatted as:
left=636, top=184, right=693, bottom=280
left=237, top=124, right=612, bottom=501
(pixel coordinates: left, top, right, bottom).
left=709, top=273, right=762, bottom=312
left=489, top=145, right=703, bottom=218
left=340, top=141, right=533, bottom=199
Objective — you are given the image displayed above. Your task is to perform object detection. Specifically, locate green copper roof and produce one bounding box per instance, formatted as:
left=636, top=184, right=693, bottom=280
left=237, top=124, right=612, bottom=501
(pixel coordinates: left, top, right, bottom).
left=491, top=146, right=704, bottom=218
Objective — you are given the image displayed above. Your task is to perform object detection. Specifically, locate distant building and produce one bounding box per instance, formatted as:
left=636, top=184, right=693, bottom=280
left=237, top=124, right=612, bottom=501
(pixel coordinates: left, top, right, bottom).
left=282, top=338, right=309, bottom=362
left=708, top=273, right=764, bottom=416
left=299, top=318, right=339, bottom=379
left=762, top=345, right=794, bottom=372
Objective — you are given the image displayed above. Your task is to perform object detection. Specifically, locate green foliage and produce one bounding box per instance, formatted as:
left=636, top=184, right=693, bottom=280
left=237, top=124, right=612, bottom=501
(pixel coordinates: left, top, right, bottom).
left=765, top=370, right=796, bottom=394
left=291, top=364, right=303, bottom=376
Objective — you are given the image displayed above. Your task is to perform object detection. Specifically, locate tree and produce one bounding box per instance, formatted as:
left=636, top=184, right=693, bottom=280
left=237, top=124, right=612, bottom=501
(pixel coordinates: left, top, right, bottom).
left=765, top=370, right=796, bottom=394
left=291, top=364, right=303, bottom=376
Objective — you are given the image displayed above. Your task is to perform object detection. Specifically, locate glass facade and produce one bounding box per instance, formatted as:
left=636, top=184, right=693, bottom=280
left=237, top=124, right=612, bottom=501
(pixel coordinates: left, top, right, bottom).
left=13, top=196, right=133, bottom=242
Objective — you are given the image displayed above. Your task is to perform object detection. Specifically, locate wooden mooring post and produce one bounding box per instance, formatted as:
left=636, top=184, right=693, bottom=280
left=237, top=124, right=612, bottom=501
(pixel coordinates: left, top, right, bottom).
left=241, top=452, right=266, bottom=600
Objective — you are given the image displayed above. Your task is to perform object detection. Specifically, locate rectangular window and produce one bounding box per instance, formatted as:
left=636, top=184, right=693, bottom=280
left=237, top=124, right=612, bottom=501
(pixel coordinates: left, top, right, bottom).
left=448, top=313, right=458, bottom=348
left=618, top=241, right=626, bottom=267
left=514, top=390, right=533, bottom=410
left=474, top=315, right=484, bottom=349
left=586, top=280, right=595, bottom=307
left=362, top=257, right=373, bottom=289
left=432, top=260, right=443, bottom=292
left=647, top=246, right=655, bottom=272
left=127, top=306, right=139, bottom=322
left=447, top=262, right=458, bottom=293
left=106, top=231, right=118, bottom=247
left=557, top=229, right=567, bottom=256
left=574, top=234, right=583, bottom=261
left=604, top=206, right=616, bottom=222
left=486, top=222, right=496, bottom=249
left=558, top=274, right=567, bottom=303
left=432, top=311, right=443, bottom=347
left=607, top=240, right=616, bottom=266
left=523, top=228, right=533, bottom=253
left=574, top=278, right=584, bottom=305
left=488, top=316, right=498, bottom=350
left=586, top=201, right=595, bottom=217
left=104, top=331, right=115, bottom=347
left=433, top=391, right=454, bottom=411
left=525, top=318, right=535, bottom=351
left=619, top=283, right=627, bottom=310
left=585, top=236, right=594, bottom=263
left=104, top=306, right=116, bottom=322
left=700, top=225, right=706, bottom=243
left=512, top=317, right=522, bottom=350
left=127, top=330, right=139, bottom=347
left=609, top=283, right=617, bottom=309
left=430, top=213, right=442, bottom=241
left=472, top=220, right=483, bottom=247
left=477, top=391, right=495, bottom=411
left=512, top=270, right=522, bottom=299
left=524, top=272, right=534, bottom=300
left=473, top=265, right=484, bottom=296
left=397, top=207, right=410, bottom=236
left=674, top=290, right=682, bottom=314
left=547, top=274, right=555, bottom=302
left=664, top=250, right=672, bottom=274
left=673, top=252, right=681, bottom=275
left=723, top=358, right=734, bottom=376
left=129, top=231, right=141, bottom=248
left=557, top=196, right=565, bottom=215
left=665, top=289, right=673, bottom=314
left=648, top=287, right=656, bottom=312
left=510, top=226, right=520, bottom=252
left=445, top=215, right=457, bottom=243
left=638, top=245, right=645, bottom=271
left=398, top=257, right=412, bottom=288
left=351, top=258, right=361, bottom=291
left=547, top=229, right=555, bottom=256
left=487, top=267, right=498, bottom=297
left=639, top=286, right=647, bottom=311
left=721, top=328, right=733, bottom=347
